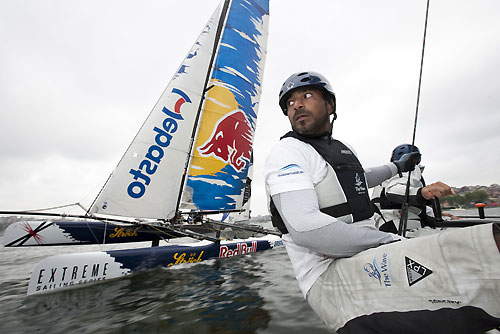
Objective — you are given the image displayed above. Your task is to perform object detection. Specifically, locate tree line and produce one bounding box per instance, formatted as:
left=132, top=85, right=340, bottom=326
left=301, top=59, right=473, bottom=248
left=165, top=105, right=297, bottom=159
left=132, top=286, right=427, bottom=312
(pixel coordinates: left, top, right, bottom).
left=442, top=190, right=489, bottom=208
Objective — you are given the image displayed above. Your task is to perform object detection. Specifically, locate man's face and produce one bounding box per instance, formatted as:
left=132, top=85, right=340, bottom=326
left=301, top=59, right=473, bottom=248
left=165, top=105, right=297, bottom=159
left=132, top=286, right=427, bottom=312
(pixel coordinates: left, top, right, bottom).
left=285, top=87, right=333, bottom=136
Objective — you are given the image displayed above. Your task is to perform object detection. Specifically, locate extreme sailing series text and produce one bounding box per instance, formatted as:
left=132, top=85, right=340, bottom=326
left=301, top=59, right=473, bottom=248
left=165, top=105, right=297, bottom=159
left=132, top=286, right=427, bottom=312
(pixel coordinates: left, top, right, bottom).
left=35, top=262, right=109, bottom=292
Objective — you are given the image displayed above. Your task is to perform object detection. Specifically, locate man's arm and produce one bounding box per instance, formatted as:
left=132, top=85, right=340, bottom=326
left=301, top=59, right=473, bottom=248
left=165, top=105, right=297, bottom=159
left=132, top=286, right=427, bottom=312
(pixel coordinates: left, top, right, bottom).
left=364, top=163, right=398, bottom=188
left=364, top=151, right=421, bottom=188
left=273, top=189, right=401, bottom=257
left=384, top=166, right=456, bottom=206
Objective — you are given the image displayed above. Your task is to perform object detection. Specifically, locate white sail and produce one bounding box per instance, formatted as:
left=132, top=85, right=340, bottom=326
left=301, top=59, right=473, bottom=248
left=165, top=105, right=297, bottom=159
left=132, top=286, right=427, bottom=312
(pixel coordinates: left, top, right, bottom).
left=90, top=5, right=223, bottom=220
left=89, top=0, right=270, bottom=221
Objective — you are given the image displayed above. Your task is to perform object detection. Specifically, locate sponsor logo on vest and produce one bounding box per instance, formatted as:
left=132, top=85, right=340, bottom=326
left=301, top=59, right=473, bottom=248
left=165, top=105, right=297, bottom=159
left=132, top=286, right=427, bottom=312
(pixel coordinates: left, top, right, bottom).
left=340, top=149, right=352, bottom=155
left=127, top=88, right=191, bottom=199
left=364, top=253, right=393, bottom=287
left=278, top=164, right=304, bottom=177
left=354, top=172, right=367, bottom=194
left=219, top=241, right=257, bottom=258
left=406, top=256, right=433, bottom=286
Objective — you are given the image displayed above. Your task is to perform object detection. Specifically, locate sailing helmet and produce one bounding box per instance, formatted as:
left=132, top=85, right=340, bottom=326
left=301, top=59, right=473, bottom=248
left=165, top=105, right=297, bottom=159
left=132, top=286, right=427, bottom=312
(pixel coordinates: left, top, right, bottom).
left=278, top=71, right=336, bottom=116
left=390, top=144, right=420, bottom=162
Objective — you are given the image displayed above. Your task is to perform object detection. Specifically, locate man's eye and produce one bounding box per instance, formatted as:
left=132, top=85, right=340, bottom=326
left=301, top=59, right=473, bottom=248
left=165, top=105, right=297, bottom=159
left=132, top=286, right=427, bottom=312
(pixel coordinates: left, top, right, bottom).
left=305, top=92, right=312, bottom=98
left=288, top=100, right=294, bottom=106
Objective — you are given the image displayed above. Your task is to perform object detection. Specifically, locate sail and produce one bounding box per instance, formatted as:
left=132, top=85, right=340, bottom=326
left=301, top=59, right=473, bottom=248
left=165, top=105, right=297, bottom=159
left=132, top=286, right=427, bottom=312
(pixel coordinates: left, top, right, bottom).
left=89, top=4, right=225, bottom=219
left=181, top=0, right=269, bottom=212
left=222, top=152, right=253, bottom=223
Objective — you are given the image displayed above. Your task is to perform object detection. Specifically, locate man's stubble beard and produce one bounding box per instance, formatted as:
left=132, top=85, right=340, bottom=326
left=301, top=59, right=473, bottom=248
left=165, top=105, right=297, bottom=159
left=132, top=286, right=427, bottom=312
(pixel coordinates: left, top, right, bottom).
left=292, top=112, right=330, bottom=136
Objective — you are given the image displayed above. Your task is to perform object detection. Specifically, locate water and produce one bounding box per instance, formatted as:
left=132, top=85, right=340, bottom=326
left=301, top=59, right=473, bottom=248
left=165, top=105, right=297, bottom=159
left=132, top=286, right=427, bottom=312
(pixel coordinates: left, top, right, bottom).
left=1, top=209, right=498, bottom=334
left=0, top=233, right=329, bottom=334
left=444, top=206, right=500, bottom=218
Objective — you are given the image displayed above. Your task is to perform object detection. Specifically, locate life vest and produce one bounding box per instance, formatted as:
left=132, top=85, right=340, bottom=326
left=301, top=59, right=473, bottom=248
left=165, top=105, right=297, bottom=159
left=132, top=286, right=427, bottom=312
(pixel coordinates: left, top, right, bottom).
left=271, top=131, right=374, bottom=234
left=370, top=173, right=437, bottom=230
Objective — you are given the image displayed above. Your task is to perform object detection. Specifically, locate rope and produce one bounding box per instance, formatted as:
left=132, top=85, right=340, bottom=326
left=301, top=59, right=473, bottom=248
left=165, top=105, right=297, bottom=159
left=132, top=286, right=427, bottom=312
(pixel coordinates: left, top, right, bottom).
left=21, top=202, right=81, bottom=213
left=399, top=0, right=430, bottom=236
left=411, top=0, right=430, bottom=149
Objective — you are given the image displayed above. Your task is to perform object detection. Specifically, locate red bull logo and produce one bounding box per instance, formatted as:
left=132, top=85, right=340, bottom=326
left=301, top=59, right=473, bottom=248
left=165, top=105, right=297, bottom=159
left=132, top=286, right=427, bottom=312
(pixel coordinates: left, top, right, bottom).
left=197, top=110, right=253, bottom=172
left=127, top=88, right=190, bottom=199
left=219, top=241, right=257, bottom=258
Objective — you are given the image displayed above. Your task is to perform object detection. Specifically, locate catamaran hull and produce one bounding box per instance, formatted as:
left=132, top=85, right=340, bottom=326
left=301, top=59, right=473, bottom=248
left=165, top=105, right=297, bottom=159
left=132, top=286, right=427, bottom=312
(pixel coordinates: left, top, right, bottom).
left=27, top=234, right=283, bottom=295
left=3, top=220, right=184, bottom=247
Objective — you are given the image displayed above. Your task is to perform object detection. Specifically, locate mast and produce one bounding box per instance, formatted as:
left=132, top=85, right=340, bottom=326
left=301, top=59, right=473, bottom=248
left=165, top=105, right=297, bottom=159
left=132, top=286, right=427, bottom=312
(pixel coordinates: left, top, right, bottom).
left=174, top=0, right=232, bottom=216
left=181, top=0, right=269, bottom=213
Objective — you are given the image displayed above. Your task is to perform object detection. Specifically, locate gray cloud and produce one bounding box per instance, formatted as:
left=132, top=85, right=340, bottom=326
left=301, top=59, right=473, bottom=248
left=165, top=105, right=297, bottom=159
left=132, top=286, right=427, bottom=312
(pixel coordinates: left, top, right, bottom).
left=1, top=0, right=498, bottom=216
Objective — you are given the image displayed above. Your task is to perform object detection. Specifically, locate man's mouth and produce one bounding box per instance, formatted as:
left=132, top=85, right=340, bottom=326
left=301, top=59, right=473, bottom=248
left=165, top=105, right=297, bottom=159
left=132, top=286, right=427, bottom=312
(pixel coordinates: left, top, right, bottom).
left=294, top=112, right=309, bottom=123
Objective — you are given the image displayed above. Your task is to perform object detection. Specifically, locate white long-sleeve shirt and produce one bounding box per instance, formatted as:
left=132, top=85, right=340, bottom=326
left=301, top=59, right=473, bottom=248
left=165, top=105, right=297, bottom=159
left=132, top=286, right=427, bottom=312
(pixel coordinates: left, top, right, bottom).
left=265, top=137, right=402, bottom=297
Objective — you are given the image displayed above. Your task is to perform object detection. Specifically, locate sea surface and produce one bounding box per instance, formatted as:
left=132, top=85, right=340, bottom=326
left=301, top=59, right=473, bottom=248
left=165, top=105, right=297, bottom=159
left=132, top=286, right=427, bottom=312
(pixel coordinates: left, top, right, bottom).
left=0, top=227, right=329, bottom=333
left=1, top=208, right=499, bottom=334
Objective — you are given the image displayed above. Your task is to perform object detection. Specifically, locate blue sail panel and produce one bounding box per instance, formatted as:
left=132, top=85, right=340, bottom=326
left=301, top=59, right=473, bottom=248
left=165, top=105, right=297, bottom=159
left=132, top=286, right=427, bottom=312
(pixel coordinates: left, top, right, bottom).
left=184, top=0, right=269, bottom=212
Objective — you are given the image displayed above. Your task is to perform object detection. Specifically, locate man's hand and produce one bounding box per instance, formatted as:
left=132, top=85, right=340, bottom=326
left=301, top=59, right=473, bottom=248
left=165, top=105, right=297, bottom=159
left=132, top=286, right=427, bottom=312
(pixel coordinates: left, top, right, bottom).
left=442, top=212, right=459, bottom=220
left=393, top=152, right=421, bottom=176
left=421, top=181, right=456, bottom=200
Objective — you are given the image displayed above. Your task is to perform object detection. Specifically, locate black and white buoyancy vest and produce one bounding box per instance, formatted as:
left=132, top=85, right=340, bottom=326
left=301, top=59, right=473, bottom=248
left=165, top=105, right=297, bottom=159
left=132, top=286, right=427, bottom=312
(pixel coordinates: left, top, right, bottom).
left=271, top=132, right=374, bottom=234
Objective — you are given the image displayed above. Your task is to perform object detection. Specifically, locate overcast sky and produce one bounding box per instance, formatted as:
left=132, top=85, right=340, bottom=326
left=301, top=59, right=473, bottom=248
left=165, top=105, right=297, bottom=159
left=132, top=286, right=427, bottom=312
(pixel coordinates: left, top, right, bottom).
left=1, top=0, right=499, bottom=217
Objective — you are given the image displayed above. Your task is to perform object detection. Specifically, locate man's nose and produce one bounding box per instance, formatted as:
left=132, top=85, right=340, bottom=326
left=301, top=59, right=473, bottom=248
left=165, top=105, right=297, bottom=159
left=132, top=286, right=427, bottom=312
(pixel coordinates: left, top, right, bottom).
left=293, top=98, right=304, bottom=110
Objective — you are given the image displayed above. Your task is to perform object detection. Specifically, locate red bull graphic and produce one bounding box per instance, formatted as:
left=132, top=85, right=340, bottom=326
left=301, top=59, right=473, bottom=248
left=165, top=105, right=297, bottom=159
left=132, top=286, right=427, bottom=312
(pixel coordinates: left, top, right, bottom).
left=183, top=0, right=268, bottom=211
left=219, top=241, right=257, bottom=258
left=197, top=110, right=253, bottom=172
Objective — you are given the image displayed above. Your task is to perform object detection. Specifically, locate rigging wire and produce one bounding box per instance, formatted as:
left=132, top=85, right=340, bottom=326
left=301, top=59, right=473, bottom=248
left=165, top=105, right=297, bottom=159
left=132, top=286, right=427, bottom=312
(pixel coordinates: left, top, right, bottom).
left=411, top=0, right=430, bottom=149
left=398, top=0, right=431, bottom=236
left=19, top=202, right=81, bottom=213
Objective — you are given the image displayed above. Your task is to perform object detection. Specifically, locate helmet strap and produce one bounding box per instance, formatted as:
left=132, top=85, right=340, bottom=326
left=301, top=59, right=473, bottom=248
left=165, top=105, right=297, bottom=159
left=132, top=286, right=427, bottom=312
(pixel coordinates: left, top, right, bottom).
left=326, top=99, right=336, bottom=143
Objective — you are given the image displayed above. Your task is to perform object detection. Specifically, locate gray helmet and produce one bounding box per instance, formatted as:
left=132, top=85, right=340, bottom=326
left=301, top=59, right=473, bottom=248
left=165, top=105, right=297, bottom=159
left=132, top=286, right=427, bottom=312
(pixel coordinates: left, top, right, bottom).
left=278, top=71, right=336, bottom=115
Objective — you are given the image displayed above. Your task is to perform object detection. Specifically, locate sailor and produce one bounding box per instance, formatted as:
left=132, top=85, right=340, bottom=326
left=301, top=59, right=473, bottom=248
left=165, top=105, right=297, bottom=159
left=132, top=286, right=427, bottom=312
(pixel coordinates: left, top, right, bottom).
left=264, top=71, right=500, bottom=333
left=371, top=144, right=458, bottom=234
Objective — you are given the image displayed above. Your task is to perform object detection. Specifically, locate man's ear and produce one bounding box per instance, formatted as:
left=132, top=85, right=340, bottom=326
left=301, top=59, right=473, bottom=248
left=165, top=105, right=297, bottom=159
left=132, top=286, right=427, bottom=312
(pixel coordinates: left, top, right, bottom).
left=326, top=98, right=335, bottom=115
